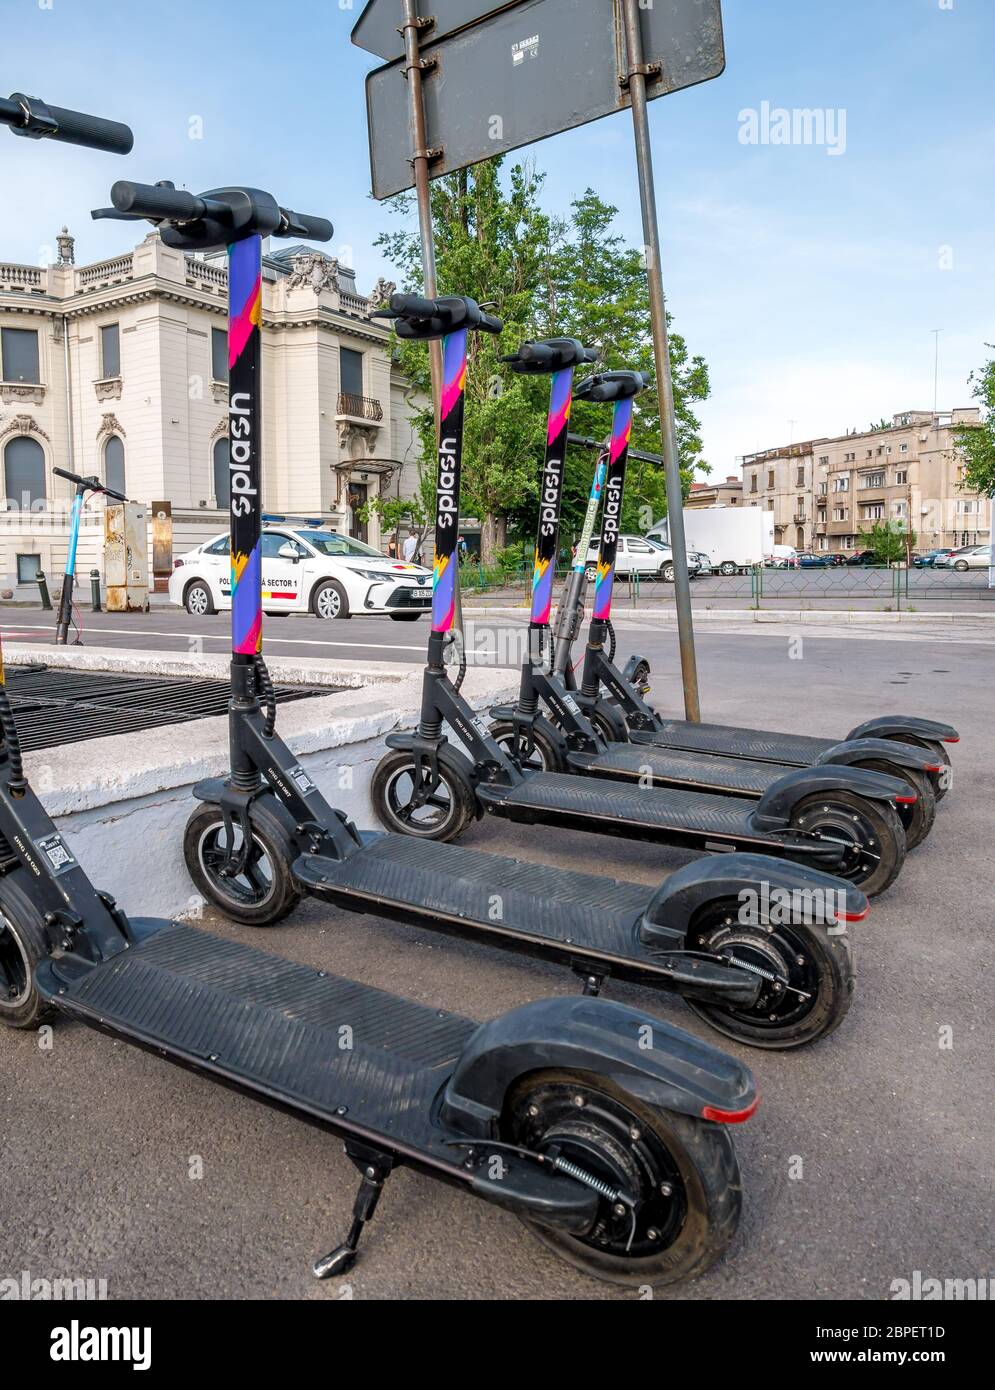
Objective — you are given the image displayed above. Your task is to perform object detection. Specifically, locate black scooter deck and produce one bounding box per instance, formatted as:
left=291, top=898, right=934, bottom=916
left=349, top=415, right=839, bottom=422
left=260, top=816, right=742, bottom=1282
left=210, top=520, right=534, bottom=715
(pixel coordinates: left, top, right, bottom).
left=477, top=772, right=758, bottom=840
left=632, top=720, right=841, bottom=766
left=569, top=744, right=784, bottom=797
left=38, top=922, right=475, bottom=1157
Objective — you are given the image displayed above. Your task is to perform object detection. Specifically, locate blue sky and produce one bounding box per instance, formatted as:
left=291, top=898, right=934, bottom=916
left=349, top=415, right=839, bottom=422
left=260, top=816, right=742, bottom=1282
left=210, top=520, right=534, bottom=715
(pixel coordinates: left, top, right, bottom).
left=3, top=0, right=992, bottom=473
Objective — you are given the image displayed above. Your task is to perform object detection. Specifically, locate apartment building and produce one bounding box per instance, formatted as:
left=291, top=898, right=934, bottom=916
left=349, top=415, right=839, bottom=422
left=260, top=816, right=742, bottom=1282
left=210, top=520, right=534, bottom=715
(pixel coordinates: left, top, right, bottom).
left=687, top=474, right=743, bottom=507
left=0, top=227, right=424, bottom=590
left=740, top=410, right=988, bottom=554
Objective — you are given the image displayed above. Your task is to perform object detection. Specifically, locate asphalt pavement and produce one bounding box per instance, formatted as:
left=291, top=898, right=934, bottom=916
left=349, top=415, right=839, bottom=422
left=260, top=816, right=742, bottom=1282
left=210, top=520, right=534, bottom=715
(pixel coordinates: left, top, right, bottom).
left=0, top=616, right=991, bottom=1300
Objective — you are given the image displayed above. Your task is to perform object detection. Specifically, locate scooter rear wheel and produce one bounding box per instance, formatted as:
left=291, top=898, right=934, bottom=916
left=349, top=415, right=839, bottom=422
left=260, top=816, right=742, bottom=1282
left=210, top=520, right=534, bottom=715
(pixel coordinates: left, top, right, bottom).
left=790, top=791, right=905, bottom=896
left=488, top=720, right=565, bottom=773
left=184, top=800, right=301, bottom=927
left=371, top=748, right=476, bottom=842
left=883, top=734, right=952, bottom=801
left=503, top=1070, right=741, bottom=1286
left=854, top=761, right=936, bottom=849
left=686, top=904, right=854, bottom=1049
left=0, top=873, right=55, bottom=1030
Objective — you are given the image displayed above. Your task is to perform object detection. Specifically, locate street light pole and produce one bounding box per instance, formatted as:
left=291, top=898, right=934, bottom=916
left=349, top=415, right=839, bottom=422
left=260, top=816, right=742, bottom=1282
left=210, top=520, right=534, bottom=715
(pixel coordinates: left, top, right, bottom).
left=621, top=0, right=700, bottom=721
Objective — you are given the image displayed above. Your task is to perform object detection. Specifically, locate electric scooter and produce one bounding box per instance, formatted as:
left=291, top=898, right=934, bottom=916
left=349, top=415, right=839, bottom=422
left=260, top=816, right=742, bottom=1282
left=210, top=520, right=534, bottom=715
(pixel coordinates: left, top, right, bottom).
left=0, top=127, right=761, bottom=1290
left=371, top=338, right=912, bottom=898
left=177, top=282, right=864, bottom=1047
left=490, top=378, right=941, bottom=852
left=52, top=468, right=129, bottom=645
left=546, top=439, right=959, bottom=805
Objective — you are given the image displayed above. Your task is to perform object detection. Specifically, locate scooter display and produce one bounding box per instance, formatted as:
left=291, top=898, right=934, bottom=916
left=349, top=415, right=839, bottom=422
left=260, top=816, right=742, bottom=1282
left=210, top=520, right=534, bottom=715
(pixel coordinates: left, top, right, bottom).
left=0, top=133, right=765, bottom=1289
left=178, top=287, right=862, bottom=1049
left=371, top=336, right=912, bottom=897
left=51, top=468, right=129, bottom=645
left=490, top=375, right=941, bottom=852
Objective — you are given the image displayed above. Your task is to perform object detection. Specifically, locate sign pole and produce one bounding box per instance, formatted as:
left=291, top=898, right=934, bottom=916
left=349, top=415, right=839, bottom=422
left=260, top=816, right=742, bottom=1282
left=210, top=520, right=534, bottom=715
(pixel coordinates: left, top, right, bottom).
left=400, top=0, right=464, bottom=638
left=621, top=0, right=701, bottom=722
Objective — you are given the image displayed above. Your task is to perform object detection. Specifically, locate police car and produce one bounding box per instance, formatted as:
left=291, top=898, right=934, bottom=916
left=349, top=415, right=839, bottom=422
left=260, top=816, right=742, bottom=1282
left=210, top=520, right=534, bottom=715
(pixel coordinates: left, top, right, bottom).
left=169, top=524, right=433, bottom=620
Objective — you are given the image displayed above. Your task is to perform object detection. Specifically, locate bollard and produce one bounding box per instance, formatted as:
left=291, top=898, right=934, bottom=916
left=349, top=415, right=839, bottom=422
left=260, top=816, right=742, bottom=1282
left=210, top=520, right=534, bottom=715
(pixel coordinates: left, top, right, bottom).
left=90, top=569, right=102, bottom=612
left=36, top=571, right=53, bottom=610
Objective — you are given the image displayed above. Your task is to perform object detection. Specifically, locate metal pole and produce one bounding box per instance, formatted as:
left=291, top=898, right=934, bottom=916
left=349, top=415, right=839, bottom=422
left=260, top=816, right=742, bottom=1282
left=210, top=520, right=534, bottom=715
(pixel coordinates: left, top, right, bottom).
left=400, top=0, right=464, bottom=640
left=621, top=0, right=700, bottom=721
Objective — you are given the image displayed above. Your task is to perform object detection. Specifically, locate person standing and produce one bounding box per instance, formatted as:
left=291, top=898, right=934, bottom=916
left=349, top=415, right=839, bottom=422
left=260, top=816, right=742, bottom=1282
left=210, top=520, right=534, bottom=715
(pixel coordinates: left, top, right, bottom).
left=402, top=531, right=419, bottom=564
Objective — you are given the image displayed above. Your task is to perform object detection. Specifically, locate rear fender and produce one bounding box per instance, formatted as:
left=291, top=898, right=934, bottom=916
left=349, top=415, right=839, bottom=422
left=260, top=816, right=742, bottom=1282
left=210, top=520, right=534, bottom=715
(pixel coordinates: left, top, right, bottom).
left=621, top=653, right=652, bottom=684
left=845, top=715, right=958, bottom=745
left=638, top=852, right=866, bottom=950
left=439, top=995, right=757, bottom=1138
left=816, top=738, right=939, bottom=775
left=752, top=764, right=911, bottom=830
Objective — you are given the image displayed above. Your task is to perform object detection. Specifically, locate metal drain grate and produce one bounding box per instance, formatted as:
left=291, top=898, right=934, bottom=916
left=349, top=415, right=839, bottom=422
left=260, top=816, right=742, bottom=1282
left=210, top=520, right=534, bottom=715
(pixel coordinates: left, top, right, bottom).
left=3, top=665, right=332, bottom=752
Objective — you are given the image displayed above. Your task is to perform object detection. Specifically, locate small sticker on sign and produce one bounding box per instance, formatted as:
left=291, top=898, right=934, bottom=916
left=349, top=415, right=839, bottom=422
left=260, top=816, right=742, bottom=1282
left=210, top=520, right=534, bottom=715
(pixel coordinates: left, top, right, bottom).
left=511, top=33, right=540, bottom=65
left=37, top=834, right=77, bottom=876
left=289, top=765, right=316, bottom=796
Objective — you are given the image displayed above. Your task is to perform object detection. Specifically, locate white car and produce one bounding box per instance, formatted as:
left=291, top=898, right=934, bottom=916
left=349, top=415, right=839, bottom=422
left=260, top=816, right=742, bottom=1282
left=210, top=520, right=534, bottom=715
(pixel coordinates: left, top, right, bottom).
left=583, top=535, right=700, bottom=583
left=934, top=544, right=991, bottom=572
left=169, top=525, right=434, bottom=620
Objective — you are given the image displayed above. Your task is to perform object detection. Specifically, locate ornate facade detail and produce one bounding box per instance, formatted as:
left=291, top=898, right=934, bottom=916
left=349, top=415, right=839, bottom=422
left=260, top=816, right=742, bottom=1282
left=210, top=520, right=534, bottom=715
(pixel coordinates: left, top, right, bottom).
left=56, top=226, right=75, bottom=266
left=369, top=277, right=396, bottom=309
left=210, top=380, right=228, bottom=403
left=97, top=413, right=127, bottom=441
left=209, top=417, right=229, bottom=442
left=94, top=376, right=123, bottom=401
left=0, top=413, right=50, bottom=444
left=0, top=383, right=45, bottom=406
left=336, top=419, right=379, bottom=458
left=286, top=251, right=339, bottom=294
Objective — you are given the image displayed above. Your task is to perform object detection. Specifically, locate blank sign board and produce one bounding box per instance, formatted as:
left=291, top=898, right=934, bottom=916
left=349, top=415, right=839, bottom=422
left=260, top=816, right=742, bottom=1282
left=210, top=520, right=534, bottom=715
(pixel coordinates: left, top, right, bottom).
left=364, top=0, right=725, bottom=200
left=352, top=0, right=528, bottom=64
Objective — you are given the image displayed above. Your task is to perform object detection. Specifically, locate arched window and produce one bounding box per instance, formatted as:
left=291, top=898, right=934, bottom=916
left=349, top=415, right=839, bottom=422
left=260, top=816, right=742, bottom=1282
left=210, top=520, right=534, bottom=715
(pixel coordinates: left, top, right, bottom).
left=213, top=437, right=230, bottom=510
left=4, top=435, right=46, bottom=509
left=104, top=435, right=126, bottom=498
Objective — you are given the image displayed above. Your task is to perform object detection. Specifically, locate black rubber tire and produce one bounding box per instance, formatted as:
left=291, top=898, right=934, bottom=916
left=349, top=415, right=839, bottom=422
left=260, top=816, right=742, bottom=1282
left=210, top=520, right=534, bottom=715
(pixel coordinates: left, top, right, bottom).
left=311, top=579, right=350, bottom=620
left=854, top=760, right=936, bottom=849
left=587, top=699, right=627, bottom=745
left=686, top=904, right=855, bottom=1049
left=503, top=1070, right=741, bottom=1287
left=183, top=799, right=302, bottom=927
left=371, top=747, right=477, bottom=842
left=791, top=790, right=906, bottom=897
left=719, top=561, right=737, bottom=577
left=883, top=734, right=952, bottom=802
left=489, top=720, right=565, bottom=773
left=185, top=580, right=216, bottom=617
left=661, top=562, right=675, bottom=582
left=0, top=873, right=55, bottom=1030
left=389, top=612, right=423, bottom=621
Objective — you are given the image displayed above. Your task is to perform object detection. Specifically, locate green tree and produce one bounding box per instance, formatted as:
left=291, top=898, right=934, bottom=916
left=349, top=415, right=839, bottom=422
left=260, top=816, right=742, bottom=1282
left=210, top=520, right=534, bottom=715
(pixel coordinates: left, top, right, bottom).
left=858, top=519, right=916, bottom=564
left=954, top=349, right=995, bottom=497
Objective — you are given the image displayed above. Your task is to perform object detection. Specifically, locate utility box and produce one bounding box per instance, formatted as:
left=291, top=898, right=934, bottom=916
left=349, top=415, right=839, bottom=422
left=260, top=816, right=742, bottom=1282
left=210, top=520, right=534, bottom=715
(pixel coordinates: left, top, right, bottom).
left=151, top=501, right=174, bottom=594
left=104, top=503, right=150, bottom=613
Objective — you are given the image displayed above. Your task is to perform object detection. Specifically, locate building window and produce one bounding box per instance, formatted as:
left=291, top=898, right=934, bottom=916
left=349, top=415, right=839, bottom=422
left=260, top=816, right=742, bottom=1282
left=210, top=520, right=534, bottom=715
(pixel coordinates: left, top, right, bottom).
left=340, top=347, right=364, bottom=399
left=895, top=469, right=907, bottom=485
left=101, top=323, right=121, bottom=378
left=796, top=466, right=805, bottom=486
left=4, top=435, right=46, bottom=508
left=861, top=471, right=885, bottom=488
left=17, top=553, right=42, bottom=584
left=833, top=476, right=849, bottom=492
left=900, top=443, right=908, bottom=453
left=818, top=455, right=829, bottom=466
left=213, top=437, right=230, bottom=509
left=104, top=435, right=126, bottom=496
left=861, top=504, right=885, bottom=521
left=1, top=327, right=40, bottom=383
left=212, top=327, right=228, bottom=383
left=749, top=473, right=757, bottom=494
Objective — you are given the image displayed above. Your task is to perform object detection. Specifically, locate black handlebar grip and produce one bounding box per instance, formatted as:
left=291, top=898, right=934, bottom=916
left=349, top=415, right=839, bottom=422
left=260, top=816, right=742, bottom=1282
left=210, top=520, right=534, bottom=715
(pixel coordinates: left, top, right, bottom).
left=52, top=467, right=87, bottom=485
left=102, top=486, right=128, bottom=503
left=280, top=207, right=334, bottom=243
left=478, top=311, right=503, bottom=334
left=43, top=102, right=134, bottom=154
left=519, top=342, right=554, bottom=364
left=391, top=293, right=439, bottom=318
left=110, top=180, right=204, bottom=221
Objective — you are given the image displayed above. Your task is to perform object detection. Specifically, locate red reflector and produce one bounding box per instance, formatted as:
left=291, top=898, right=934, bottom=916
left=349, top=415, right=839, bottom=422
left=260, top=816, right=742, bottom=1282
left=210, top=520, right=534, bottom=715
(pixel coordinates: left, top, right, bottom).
left=702, top=1096, right=759, bottom=1125
left=943, top=736, right=960, bottom=744
left=925, top=763, right=943, bottom=773
left=837, top=905, right=870, bottom=923
left=895, top=793, right=917, bottom=804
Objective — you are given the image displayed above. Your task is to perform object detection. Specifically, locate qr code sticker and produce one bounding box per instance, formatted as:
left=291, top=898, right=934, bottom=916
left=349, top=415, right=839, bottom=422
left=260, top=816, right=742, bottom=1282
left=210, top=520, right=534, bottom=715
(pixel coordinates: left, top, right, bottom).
left=39, top=835, right=76, bottom=874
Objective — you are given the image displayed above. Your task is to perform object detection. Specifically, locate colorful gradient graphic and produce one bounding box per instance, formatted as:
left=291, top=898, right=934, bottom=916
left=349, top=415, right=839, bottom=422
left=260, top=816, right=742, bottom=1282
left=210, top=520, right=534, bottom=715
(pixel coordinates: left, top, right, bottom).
left=530, top=369, right=573, bottom=625
left=592, top=398, right=633, bottom=621
left=432, top=329, right=468, bottom=634
left=572, top=457, right=607, bottom=573
left=229, top=235, right=263, bottom=656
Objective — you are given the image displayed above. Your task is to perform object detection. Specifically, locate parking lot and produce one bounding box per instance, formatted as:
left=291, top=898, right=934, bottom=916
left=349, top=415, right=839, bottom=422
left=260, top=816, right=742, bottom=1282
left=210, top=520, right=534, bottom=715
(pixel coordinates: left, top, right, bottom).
left=1, top=621, right=991, bottom=1300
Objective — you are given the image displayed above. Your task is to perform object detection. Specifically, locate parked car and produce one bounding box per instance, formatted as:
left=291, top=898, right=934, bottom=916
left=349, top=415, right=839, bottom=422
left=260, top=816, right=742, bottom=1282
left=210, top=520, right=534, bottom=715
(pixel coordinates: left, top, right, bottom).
left=765, top=544, right=797, bottom=569
left=794, top=552, right=831, bottom=568
left=934, top=544, right=992, bottom=572
left=845, top=550, right=879, bottom=566
left=688, top=550, right=713, bottom=576
left=584, top=534, right=700, bottom=583
left=913, top=548, right=955, bottom=568
left=169, top=525, right=434, bottom=620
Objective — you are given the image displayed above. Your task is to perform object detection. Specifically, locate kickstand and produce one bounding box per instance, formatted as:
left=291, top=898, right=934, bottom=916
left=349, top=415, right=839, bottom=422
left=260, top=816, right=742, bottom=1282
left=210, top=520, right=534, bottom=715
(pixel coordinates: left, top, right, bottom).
left=313, top=1146, right=395, bottom=1280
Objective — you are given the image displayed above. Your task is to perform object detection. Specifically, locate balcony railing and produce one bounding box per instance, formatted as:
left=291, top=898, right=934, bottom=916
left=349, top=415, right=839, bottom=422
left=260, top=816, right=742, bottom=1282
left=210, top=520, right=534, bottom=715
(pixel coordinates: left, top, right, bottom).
left=337, top=392, right=383, bottom=422
left=0, top=262, right=45, bottom=292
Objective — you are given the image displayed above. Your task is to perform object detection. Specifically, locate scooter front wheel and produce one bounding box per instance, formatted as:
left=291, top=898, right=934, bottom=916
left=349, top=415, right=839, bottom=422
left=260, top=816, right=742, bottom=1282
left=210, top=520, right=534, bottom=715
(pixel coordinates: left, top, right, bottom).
left=371, top=748, right=476, bottom=842
left=184, top=801, right=301, bottom=926
left=687, top=906, right=855, bottom=1049
left=503, top=1070, right=741, bottom=1287
left=0, top=873, right=55, bottom=1030
left=790, top=791, right=905, bottom=896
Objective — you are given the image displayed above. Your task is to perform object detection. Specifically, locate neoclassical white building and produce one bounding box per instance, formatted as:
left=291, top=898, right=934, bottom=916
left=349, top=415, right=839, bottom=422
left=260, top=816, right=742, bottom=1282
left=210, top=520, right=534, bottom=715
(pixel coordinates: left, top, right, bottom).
left=0, top=228, right=425, bottom=591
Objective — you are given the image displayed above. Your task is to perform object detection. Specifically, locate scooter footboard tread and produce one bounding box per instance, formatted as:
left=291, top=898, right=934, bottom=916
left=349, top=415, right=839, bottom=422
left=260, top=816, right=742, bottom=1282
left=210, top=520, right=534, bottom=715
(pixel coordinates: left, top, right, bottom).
left=643, top=720, right=832, bottom=765
left=480, top=773, right=756, bottom=837
left=574, top=744, right=783, bottom=795
left=41, top=924, right=475, bottom=1149
left=297, top=836, right=651, bottom=958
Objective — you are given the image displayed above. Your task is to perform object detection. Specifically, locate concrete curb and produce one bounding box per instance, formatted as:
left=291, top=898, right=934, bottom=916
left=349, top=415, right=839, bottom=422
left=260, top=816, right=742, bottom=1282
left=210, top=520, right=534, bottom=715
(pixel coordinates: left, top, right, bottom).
left=460, top=606, right=995, bottom=625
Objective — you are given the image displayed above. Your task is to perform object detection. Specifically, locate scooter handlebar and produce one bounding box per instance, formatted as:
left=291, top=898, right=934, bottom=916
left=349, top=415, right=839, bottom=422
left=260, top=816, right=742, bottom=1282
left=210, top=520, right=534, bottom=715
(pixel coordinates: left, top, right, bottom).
left=110, top=180, right=205, bottom=221
left=52, top=467, right=127, bottom=501
left=279, top=207, right=334, bottom=243
left=3, top=93, right=133, bottom=154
